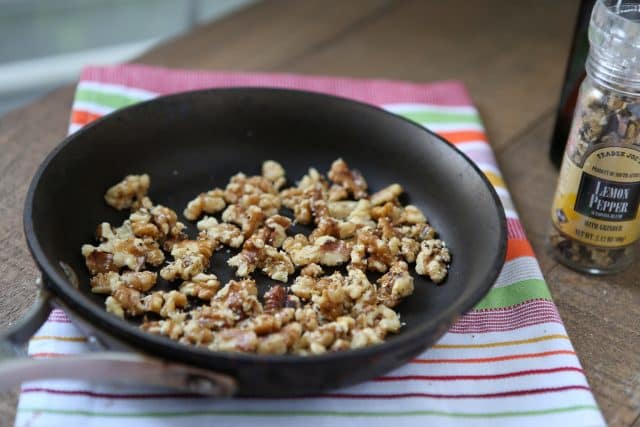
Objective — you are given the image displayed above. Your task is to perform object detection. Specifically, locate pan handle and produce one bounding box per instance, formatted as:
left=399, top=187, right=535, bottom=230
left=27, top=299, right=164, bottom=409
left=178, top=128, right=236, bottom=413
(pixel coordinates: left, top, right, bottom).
left=0, top=278, right=53, bottom=355
left=0, top=278, right=237, bottom=397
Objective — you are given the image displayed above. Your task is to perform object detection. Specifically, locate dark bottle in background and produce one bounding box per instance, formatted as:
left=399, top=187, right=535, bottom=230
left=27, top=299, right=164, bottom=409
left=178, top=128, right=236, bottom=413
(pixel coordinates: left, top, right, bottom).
left=549, top=0, right=596, bottom=169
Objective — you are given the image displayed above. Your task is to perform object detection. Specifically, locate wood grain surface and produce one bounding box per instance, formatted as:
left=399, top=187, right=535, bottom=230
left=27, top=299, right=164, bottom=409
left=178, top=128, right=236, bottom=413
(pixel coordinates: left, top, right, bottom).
left=1, top=0, right=638, bottom=425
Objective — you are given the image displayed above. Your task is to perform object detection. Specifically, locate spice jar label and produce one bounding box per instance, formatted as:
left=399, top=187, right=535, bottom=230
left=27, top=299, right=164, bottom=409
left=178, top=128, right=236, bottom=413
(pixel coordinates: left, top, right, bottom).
left=551, top=145, right=640, bottom=248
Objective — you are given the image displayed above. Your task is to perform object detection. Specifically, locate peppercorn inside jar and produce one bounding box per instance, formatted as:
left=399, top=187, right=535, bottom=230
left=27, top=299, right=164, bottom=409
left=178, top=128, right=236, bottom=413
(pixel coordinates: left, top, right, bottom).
left=548, top=0, right=640, bottom=274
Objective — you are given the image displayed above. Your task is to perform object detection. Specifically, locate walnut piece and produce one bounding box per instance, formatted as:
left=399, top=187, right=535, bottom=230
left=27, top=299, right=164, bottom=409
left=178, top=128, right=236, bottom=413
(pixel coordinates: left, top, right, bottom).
left=227, top=236, right=295, bottom=282
left=104, top=174, right=150, bottom=210
left=197, top=216, right=244, bottom=248
left=183, top=188, right=226, bottom=221
left=415, top=239, right=451, bottom=283
left=160, top=238, right=216, bottom=282
left=328, top=158, right=368, bottom=199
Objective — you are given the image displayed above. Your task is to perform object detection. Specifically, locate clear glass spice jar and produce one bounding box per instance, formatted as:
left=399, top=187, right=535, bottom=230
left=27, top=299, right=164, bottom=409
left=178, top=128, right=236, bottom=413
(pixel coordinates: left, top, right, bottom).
left=549, top=0, right=640, bottom=274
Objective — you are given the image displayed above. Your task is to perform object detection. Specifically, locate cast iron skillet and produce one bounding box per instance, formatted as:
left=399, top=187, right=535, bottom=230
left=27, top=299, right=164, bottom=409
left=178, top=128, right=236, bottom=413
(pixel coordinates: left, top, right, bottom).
left=9, top=88, right=506, bottom=396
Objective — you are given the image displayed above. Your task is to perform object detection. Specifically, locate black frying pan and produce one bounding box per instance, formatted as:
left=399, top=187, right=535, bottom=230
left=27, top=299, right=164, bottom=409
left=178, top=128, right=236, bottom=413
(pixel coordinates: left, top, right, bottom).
left=3, top=88, right=506, bottom=396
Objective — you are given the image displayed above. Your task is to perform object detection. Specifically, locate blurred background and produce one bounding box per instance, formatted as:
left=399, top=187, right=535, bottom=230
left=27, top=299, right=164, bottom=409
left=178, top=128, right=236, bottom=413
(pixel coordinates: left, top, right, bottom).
left=0, top=0, right=256, bottom=116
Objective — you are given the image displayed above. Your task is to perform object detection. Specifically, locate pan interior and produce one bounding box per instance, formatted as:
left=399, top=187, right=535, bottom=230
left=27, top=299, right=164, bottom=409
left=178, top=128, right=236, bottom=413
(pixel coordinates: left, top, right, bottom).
left=27, top=88, right=505, bottom=361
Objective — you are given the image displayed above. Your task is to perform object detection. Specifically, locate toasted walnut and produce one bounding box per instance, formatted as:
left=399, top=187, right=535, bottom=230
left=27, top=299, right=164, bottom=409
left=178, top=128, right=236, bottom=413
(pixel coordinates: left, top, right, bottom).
left=371, top=202, right=402, bottom=222
left=370, top=184, right=403, bottom=206
left=291, top=275, right=319, bottom=301
left=327, top=200, right=357, bottom=219
left=90, top=161, right=451, bottom=355
left=181, top=318, right=214, bottom=345
left=328, top=184, right=349, bottom=201
left=375, top=304, right=402, bottom=335
left=179, top=273, right=221, bottom=301
left=197, top=216, right=244, bottom=248
left=82, top=222, right=151, bottom=273
left=400, top=237, right=421, bottom=263
left=190, top=303, right=238, bottom=330
left=141, top=291, right=165, bottom=314
left=399, top=205, right=427, bottom=224
left=237, top=193, right=281, bottom=217
left=228, top=237, right=295, bottom=282
left=415, top=239, right=451, bottom=283
left=295, top=306, right=319, bottom=331
left=327, top=158, right=368, bottom=199
left=159, top=290, right=188, bottom=317
left=285, top=235, right=350, bottom=267
left=253, top=215, right=292, bottom=248
left=222, top=204, right=266, bottom=237
left=260, top=245, right=295, bottom=282
left=300, top=263, right=324, bottom=277
left=150, top=205, right=186, bottom=239
left=223, top=173, right=276, bottom=204
left=183, top=188, right=226, bottom=221
left=90, top=271, right=157, bottom=294
left=312, top=272, right=351, bottom=321
left=214, top=279, right=262, bottom=318
left=347, top=199, right=375, bottom=228
left=263, top=285, right=287, bottom=314
left=377, top=261, right=414, bottom=307
left=344, top=267, right=374, bottom=301
left=257, top=333, right=288, bottom=354
left=239, top=313, right=282, bottom=336
left=309, top=217, right=357, bottom=242
left=355, top=228, right=396, bottom=273
left=398, top=223, right=435, bottom=241
left=142, top=317, right=186, bottom=340
left=104, top=174, right=150, bottom=210
left=262, top=160, right=286, bottom=191
left=111, top=286, right=144, bottom=316
left=105, top=296, right=125, bottom=318
left=160, top=238, right=216, bottom=281
left=209, top=328, right=258, bottom=353
left=350, top=327, right=382, bottom=349
left=294, top=199, right=313, bottom=224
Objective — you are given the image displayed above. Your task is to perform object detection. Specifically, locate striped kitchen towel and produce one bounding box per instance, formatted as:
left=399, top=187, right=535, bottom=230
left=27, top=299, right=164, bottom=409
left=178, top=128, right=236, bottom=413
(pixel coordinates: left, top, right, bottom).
left=15, top=64, right=605, bottom=427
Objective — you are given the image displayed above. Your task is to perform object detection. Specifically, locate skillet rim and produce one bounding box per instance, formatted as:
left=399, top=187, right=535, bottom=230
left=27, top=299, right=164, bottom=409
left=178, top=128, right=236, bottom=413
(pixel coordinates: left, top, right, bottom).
left=23, top=87, right=507, bottom=365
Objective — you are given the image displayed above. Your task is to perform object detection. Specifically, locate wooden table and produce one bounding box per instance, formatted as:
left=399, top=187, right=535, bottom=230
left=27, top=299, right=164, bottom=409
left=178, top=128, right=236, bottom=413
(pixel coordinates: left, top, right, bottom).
left=1, top=1, right=638, bottom=425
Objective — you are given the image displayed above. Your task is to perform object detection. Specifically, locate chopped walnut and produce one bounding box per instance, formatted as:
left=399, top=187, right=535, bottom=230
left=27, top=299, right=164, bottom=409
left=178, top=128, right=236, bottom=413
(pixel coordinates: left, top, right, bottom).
left=223, top=172, right=277, bottom=204
left=159, top=290, right=188, bottom=317
left=328, top=200, right=357, bottom=219
left=197, top=216, right=244, bottom=248
left=262, top=160, right=286, bottom=191
left=370, top=183, right=403, bottom=206
left=263, top=285, right=287, bottom=313
left=376, top=261, right=414, bottom=307
left=284, top=235, right=351, bottom=267
left=110, top=286, right=144, bottom=317
left=351, top=327, right=382, bottom=349
left=160, top=238, right=216, bottom=281
left=222, top=204, right=266, bottom=237
left=90, top=271, right=157, bottom=294
left=179, top=272, right=221, bottom=301
left=300, top=263, right=324, bottom=277
left=254, top=215, right=292, bottom=248
left=415, top=239, right=451, bottom=283
left=228, top=236, right=295, bottom=282
left=213, top=279, right=262, bottom=318
left=400, top=237, right=421, bottom=263
left=183, top=188, right=226, bottom=221
left=104, top=174, right=150, bottom=210
left=82, top=222, right=154, bottom=273
left=90, top=159, right=450, bottom=355
left=209, top=328, right=258, bottom=352
left=328, top=158, right=368, bottom=199
left=312, top=272, right=351, bottom=321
